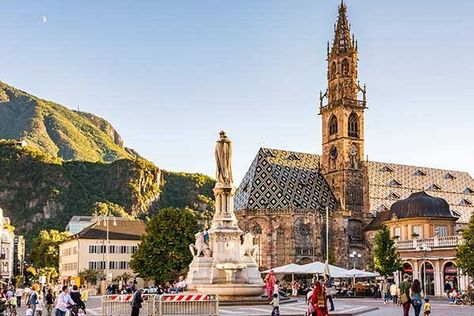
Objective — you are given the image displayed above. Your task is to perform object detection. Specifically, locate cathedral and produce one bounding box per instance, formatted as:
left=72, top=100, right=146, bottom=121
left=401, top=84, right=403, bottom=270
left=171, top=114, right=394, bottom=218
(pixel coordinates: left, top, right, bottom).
left=234, top=1, right=474, bottom=270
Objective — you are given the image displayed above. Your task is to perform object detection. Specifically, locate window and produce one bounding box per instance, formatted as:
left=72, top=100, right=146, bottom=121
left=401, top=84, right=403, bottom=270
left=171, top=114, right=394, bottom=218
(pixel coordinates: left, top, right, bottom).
left=444, top=173, right=456, bottom=180
left=109, top=245, right=116, bottom=254
left=348, top=113, right=359, bottom=138
left=412, top=225, right=423, bottom=238
left=131, top=246, right=138, bottom=254
left=427, top=183, right=441, bottom=191
left=329, top=115, right=338, bottom=136
left=342, top=58, right=349, bottom=76
left=331, top=62, right=337, bottom=79
left=464, top=187, right=474, bottom=194
left=389, top=180, right=401, bottom=187
left=460, top=199, right=472, bottom=206
left=435, top=226, right=447, bottom=237
left=381, top=166, right=394, bottom=173
left=393, top=227, right=401, bottom=238
left=250, top=223, right=263, bottom=266
left=89, top=245, right=97, bottom=254
left=414, top=170, right=427, bottom=176
left=387, top=191, right=400, bottom=200
left=276, top=228, right=286, bottom=266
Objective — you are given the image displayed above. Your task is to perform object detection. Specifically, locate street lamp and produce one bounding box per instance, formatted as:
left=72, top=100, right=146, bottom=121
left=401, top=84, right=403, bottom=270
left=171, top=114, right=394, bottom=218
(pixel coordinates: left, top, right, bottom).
left=95, top=212, right=117, bottom=283
left=415, top=242, right=431, bottom=297
left=349, top=251, right=362, bottom=269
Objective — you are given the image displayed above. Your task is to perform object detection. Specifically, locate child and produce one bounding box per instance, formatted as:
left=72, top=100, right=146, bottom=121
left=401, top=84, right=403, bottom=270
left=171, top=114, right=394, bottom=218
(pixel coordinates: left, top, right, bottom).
left=78, top=308, right=85, bottom=316
left=270, top=292, right=280, bottom=316
left=36, top=296, right=44, bottom=316
left=424, top=298, right=431, bottom=315
left=25, top=304, right=33, bottom=316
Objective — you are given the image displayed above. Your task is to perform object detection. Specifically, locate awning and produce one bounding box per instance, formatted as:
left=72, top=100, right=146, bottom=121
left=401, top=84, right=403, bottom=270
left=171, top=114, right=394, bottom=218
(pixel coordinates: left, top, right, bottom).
left=345, top=268, right=379, bottom=278
left=300, top=261, right=351, bottom=278
left=262, top=263, right=304, bottom=274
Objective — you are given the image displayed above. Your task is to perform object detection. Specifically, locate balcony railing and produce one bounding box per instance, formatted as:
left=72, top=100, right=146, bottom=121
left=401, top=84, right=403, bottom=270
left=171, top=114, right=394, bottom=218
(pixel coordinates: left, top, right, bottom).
left=396, top=235, right=462, bottom=250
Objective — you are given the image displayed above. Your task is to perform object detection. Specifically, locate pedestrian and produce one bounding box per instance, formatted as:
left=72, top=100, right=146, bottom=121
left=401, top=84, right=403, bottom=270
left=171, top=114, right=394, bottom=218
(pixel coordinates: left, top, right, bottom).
left=291, top=280, right=299, bottom=296
left=264, top=270, right=276, bottom=302
left=29, top=284, right=40, bottom=316
left=36, top=295, right=45, bottom=316
left=15, top=287, right=24, bottom=308
left=8, top=295, right=17, bottom=316
left=45, top=289, right=54, bottom=316
left=444, top=280, right=452, bottom=301
left=389, top=281, right=398, bottom=305
left=410, top=279, right=423, bottom=316
left=54, top=285, right=75, bottom=316
left=423, top=298, right=431, bottom=315
left=399, top=274, right=411, bottom=316
left=270, top=292, right=280, bottom=316
left=311, top=281, right=328, bottom=316
left=324, top=277, right=335, bottom=312
left=131, top=288, right=143, bottom=316
left=80, top=286, right=89, bottom=305
left=382, top=280, right=390, bottom=304
left=25, top=304, right=33, bottom=316
left=70, top=285, right=86, bottom=313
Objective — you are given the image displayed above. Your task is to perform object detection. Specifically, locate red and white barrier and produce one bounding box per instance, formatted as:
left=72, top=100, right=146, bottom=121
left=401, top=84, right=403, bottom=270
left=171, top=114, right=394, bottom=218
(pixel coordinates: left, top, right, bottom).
left=161, top=294, right=209, bottom=302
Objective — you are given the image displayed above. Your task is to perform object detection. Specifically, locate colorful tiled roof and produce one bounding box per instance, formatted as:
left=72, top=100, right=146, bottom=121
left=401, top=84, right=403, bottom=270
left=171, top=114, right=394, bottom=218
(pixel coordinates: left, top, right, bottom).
left=367, top=161, right=474, bottom=223
left=234, top=148, right=337, bottom=212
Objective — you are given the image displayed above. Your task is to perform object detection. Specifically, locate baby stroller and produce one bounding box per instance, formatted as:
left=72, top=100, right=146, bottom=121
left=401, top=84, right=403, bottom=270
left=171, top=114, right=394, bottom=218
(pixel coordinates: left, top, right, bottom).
left=67, top=304, right=79, bottom=316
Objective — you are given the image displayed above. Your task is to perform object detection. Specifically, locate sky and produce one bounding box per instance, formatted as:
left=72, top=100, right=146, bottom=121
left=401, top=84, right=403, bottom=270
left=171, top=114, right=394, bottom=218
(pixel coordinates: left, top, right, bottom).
left=0, top=0, right=473, bottom=183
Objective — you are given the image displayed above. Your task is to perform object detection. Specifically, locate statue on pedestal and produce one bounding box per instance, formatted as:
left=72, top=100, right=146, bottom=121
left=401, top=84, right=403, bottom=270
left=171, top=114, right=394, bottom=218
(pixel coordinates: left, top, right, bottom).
left=215, top=131, right=233, bottom=185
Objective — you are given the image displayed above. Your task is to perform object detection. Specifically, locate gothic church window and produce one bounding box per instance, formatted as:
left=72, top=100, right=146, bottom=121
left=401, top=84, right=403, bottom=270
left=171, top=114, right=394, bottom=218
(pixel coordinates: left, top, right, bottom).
left=250, top=223, right=263, bottom=266
left=463, top=187, right=474, bottom=194
left=460, top=199, right=472, bottom=206
left=342, top=58, right=349, bottom=76
left=329, top=115, right=338, bottom=136
left=276, top=228, right=286, bottom=266
left=331, top=62, right=337, bottom=79
left=348, top=113, right=359, bottom=138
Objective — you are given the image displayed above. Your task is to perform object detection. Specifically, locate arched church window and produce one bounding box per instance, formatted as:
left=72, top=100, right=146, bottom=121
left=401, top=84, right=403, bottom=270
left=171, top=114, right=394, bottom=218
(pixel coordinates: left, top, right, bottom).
left=250, top=223, right=263, bottom=266
left=276, top=228, right=286, bottom=266
left=342, top=59, right=349, bottom=76
left=348, top=113, right=359, bottom=138
left=331, top=62, right=336, bottom=79
left=329, top=115, right=338, bottom=136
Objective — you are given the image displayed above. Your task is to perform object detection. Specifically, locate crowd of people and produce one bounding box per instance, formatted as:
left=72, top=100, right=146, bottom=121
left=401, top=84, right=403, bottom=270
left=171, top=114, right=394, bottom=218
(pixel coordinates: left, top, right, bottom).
left=0, top=283, right=89, bottom=316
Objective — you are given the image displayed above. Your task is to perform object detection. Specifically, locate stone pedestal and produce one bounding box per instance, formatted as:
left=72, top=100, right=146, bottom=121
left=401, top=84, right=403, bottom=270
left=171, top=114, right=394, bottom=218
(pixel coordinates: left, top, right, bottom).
left=186, top=257, right=213, bottom=290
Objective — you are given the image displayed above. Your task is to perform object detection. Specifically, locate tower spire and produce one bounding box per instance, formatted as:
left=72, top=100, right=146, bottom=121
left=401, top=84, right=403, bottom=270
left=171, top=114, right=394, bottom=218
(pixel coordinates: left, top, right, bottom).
left=331, top=0, right=353, bottom=56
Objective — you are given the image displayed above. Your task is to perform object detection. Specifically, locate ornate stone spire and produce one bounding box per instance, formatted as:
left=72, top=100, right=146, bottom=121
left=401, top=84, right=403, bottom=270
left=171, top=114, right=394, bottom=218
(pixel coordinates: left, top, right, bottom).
left=331, top=0, right=354, bottom=56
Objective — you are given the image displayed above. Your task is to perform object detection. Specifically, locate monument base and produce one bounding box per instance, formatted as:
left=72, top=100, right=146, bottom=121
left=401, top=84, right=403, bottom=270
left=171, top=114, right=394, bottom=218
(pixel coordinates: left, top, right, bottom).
left=186, top=257, right=213, bottom=290
left=196, top=283, right=264, bottom=301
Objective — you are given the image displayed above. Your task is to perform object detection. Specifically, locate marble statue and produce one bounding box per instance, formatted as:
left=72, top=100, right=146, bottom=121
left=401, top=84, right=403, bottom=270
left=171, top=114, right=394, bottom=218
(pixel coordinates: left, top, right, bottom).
left=215, top=131, right=233, bottom=185
left=189, top=231, right=211, bottom=257
left=241, top=232, right=257, bottom=257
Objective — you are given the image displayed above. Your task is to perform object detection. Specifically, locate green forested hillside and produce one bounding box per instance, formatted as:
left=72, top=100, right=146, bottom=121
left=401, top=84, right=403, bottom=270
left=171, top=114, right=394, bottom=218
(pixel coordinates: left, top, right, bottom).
left=0, top=140, right=160, bottom=240
left=0, top=81, right=134, bottom=162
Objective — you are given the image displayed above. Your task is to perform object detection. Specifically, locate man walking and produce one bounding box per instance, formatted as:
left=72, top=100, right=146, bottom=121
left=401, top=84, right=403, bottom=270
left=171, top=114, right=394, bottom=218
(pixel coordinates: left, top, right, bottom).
left=399, top=275, right=411, bottom=316
left=131, top=288, right=143, bottom=316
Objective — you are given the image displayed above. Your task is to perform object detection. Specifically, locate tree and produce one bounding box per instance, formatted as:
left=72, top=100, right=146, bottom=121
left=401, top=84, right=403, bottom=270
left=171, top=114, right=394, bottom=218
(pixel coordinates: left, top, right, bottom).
left=373, top=225, right=401, bottom=276
left=457, top=214, right=474, bottom=278
left=130, top=207, right=199, bottom=284
left=78, top=269, right=105, bottom=285
left=29, top=230, right=70, bottom=269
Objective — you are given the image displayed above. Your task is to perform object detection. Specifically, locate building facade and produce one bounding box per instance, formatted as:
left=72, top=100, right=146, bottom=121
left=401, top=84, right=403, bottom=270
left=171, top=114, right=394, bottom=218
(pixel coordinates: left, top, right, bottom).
left=366, top=192, right=471, bottom=295
left=235, top=1, right=474, bottom=275
left=59, top=218, right=145, bottom=285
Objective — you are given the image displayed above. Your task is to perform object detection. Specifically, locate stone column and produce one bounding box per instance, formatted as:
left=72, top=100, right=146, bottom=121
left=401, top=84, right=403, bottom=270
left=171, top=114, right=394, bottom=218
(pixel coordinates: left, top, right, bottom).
left=434, top=260, right=442, bottom=296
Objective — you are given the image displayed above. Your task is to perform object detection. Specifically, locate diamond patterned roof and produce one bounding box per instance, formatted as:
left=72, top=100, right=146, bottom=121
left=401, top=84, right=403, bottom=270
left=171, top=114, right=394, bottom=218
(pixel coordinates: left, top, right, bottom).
left=367, top=161, right=474, bottom=223
left=235, top=148, right=474, bottom=224
left=234, top=148, right=337, bottom=212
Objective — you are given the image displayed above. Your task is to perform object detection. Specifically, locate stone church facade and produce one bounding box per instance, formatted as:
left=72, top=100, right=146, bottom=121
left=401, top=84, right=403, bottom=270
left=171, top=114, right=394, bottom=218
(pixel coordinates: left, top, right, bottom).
left=235, top=2, right=474, bottom=271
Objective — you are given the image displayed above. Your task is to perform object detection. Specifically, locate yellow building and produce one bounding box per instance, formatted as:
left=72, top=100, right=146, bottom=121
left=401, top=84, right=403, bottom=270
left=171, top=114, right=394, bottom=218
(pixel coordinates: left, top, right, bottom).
left=59, top=218, right=145, bottom=285
left=366, top=191, right=470, bottom=296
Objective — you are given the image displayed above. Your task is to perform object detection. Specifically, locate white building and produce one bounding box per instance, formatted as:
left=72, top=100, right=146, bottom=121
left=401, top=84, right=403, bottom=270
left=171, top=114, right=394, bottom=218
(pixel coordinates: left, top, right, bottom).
left=59, top=218, right=145, bottom=285
left=0, top=207, right=16, bottom=282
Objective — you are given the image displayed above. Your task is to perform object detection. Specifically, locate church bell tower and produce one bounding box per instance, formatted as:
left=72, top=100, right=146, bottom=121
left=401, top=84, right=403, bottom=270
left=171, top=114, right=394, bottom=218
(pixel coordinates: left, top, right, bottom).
left=320, top=1, right=367, bottom=244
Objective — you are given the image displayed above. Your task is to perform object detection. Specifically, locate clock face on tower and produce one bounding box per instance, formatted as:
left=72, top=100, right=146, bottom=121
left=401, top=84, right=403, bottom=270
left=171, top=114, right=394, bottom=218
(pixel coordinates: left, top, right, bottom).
left=330, top=146, right=338, bottom=159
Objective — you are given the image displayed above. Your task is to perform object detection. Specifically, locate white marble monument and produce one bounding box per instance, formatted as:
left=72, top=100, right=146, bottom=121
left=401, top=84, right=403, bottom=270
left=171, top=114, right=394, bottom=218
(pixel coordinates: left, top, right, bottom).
left=186, top=131, right=264, bottom=300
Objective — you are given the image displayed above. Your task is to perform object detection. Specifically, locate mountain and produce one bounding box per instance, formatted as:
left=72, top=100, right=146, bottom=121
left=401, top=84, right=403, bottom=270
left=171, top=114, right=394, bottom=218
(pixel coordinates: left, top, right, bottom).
left=0, top=80, right=216, bottom=241
left=0, top=81, right=134, bottom=162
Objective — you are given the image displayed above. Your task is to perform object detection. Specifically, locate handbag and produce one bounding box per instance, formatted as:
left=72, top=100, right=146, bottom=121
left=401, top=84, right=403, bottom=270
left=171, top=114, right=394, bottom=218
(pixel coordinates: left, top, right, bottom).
left=400, top=293, right=409, bottom=304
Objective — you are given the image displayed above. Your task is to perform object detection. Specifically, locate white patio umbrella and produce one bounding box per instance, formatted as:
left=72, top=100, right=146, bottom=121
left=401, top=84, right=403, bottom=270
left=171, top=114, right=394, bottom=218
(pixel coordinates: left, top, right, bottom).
left=262, top=263, right=304, bottom=274
left=345, top=268, right=379, bottom=278
left=301, top=261, right=351, bottom=278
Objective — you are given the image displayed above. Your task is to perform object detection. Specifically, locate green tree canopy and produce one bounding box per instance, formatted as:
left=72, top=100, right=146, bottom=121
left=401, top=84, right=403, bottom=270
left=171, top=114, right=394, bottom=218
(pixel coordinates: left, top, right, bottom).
left=373, top=225, right=402, bottom=276
left=130, top=207, right=199, bottom=284
left=29, top=229, right=70, bottom=269
left=457, top=214, right=474, bottom=278
left=78, top=269, right=105, bottom=285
